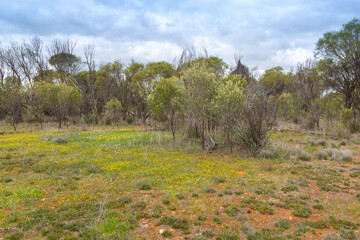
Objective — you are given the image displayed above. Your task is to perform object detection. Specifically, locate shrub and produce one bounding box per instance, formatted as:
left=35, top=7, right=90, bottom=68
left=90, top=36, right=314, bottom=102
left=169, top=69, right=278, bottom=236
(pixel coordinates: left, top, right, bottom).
left=318, top=150, right=327, bottom=160
left=204, top=188, right=216, bottom=194
left=313, top=204, right=325, bottom=210
left=235, top=83, right=277, bottom=156
left=158, top=216, right=189, bottom=230
left=293, top=205, right=311, bottom=218
left=298, top=153, right=311, bottom=161
left=281, top=185, right=299, bottom=193
left=175, top=194, right=185, bottom=200
left=212, top=176, right=226, bottom=184
left=82, top=114, right=96, bottom=124
left=213, top=217, right=222, bottom=224
left=223, top=188, right=233, bottom=195
left=162, top=198, right=170, bottom=205
left=104, top=98, right=122, bottom=125
left=161, top=230, right=172, bottom=237
left=126, top=116, right=134, bottom=124
left=202, top=230, right=215, bottom=237
left=339, top=150, right=353, bottom=162
left=138, top=182, right=151, bottom=190
left=275, top=218, right=291, bottom=230
left=327, top=149, right=353, bottom=162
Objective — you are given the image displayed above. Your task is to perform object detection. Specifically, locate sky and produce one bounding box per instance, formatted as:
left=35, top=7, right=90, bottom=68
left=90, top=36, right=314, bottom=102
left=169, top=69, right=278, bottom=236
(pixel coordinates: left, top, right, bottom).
left=0, top=0, right=359, bottom=72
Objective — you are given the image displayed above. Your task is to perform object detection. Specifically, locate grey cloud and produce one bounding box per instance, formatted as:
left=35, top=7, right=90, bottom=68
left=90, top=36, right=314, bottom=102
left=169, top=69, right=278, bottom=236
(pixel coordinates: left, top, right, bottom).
left=0, top=0, right=359, bottom=71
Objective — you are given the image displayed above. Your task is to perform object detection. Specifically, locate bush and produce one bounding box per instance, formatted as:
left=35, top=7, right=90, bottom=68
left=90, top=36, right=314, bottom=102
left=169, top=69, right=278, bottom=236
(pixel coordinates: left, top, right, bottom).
left=275, top=218, right=291, bottom=230
left=298, top=153, right=311, bottom=161
left=82, top=114, right=96, bottom=124
left=326, top=149, right=353, bottom=162
left=104, top=98, right=122, bottom=125
left=138, top=182, right=151, bottom=190
left=293, top=205, right=312, bottom=218
left=235, top=83, right=277, bottom=155
left=161, top=230, right=172, bottom=237
left=318, top=150, right=327, bottom=160
left=157, top=216, right=189, bottom=230
left=340, top=108, right=360, bottom=133
left=126, top=116, right=134, bottom=124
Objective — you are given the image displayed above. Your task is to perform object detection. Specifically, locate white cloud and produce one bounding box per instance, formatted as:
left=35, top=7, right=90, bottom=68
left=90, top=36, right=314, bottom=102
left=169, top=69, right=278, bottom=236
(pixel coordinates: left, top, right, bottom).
left=270, top=48, right=314, bottom=70
left=1, top=0, right=359, bottom=73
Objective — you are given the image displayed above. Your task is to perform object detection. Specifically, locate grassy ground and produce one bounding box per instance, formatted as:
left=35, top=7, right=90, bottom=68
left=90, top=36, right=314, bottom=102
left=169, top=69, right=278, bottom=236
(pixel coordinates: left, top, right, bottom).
left=0, top=125, right=359, bottom=240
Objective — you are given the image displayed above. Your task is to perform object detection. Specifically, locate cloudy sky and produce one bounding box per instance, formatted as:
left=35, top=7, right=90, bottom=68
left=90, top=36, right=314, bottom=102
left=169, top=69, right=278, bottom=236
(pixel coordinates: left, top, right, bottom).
left=0, top=0, right=359, bottom=72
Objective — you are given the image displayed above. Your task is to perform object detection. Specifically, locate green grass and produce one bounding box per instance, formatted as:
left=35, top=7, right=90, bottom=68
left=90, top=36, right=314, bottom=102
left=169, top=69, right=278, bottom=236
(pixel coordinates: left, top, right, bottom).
left=0, top=126, right=360, bottom=239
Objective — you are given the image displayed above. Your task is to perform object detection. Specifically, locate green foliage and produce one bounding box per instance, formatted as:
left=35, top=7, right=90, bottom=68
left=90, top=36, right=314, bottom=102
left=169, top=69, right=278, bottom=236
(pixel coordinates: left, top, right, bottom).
left=281, top=185, right=299, bottom=193
left=5, top=232, right=24, bottom=240
left=0, top=77, right=24, bottom=130
left=49, top=52, right=81, bottom=82
left=316, top=18, right=360, bottom=110
left=104, top=98, right=122, bottom=125
left=275, top=218, right=291, bottom=231
left=181, top=63, right=219, bottom=148
left=293, top=205, right=312, bottom=218
left=138, top=182, right=151, bottom=190
left=157, top=216, right=189, bottom=230
left=235, top=83, right=277, bottom=155
left=161, top=230, right=172, bottom=237
left=202, top=230, right=215, bottom=237
left=298, top=153, right=311, bottom=161
left=260, top=66, right=290, bottom=95
left=277, top=92, right=302, bottom=122
left=340, top=108, right=360, bottom=133
left=214, top=74, right=247, bottom=149
left=313, top=204, right=325, bottom=210
left=148, top=76, right=184, bottom=140
left=43, top=83, right=81, bottom=128
left=132, top=61, right=175, bottom=123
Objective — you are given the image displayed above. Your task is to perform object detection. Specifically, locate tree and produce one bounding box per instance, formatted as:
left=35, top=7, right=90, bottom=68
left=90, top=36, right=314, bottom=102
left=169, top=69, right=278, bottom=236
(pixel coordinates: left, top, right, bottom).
left=24, top=81, right=49, bottom=129
left=182, top=63, right=218, bottom=150
left=83, top=44, right=97, bottom=118
left=0, top=43, right=23, bottom=85
left=148, top=76, right=184, bottom=141
left=49, top=52, right=81, bottom=82
left=315, top=18, right=360, bottom=110
left=132, top=61, right=174, bottom=123
left=0, top=77, right=24, bottom=130
left=260, top=66, right=290, bottom=96
left=48, top=38, right=81, bottom=83
left=24, top=37, right=48, bottom=82
left=291, top=60, right=323, bottom=128
left=45, top=83, right=81, bottom=128
left=96, top=61, right=125, bottom=114
left=104, top=98, right=122, bottom=125
left=230, top=57, right=252, bottom=83
left=235, top=82, right=277, bottom=155
left=121, top=62, right=144, bottom=120
left=214, top=74, right=247, bottom=152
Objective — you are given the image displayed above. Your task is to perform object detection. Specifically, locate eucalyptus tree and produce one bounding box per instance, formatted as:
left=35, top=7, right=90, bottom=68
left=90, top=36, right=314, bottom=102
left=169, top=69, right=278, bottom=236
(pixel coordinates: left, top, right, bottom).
left=148, top=76, right=184, bottom=141
left=132, top=61, right=174, bottom=123
left=316, top=18, right=360, bottom=110
left=0, top=76, right=24, bottom=130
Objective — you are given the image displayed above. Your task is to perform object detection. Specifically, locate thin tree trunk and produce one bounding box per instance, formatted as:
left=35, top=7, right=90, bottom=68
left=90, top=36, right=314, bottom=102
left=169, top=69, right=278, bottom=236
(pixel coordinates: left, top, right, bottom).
left=12, top=116, right=16, bottom=131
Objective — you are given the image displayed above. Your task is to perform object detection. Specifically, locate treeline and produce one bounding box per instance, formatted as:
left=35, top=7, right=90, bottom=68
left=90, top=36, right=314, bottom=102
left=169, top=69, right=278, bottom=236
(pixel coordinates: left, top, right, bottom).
left=0, top=18, right=359, bottom=154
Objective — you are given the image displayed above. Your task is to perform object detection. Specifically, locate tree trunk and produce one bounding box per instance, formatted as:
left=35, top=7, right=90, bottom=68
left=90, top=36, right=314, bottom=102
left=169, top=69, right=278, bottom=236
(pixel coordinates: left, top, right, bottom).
left=12, top=116, right=16, bottom=131
left=201, top=119, right=205, bottom=150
